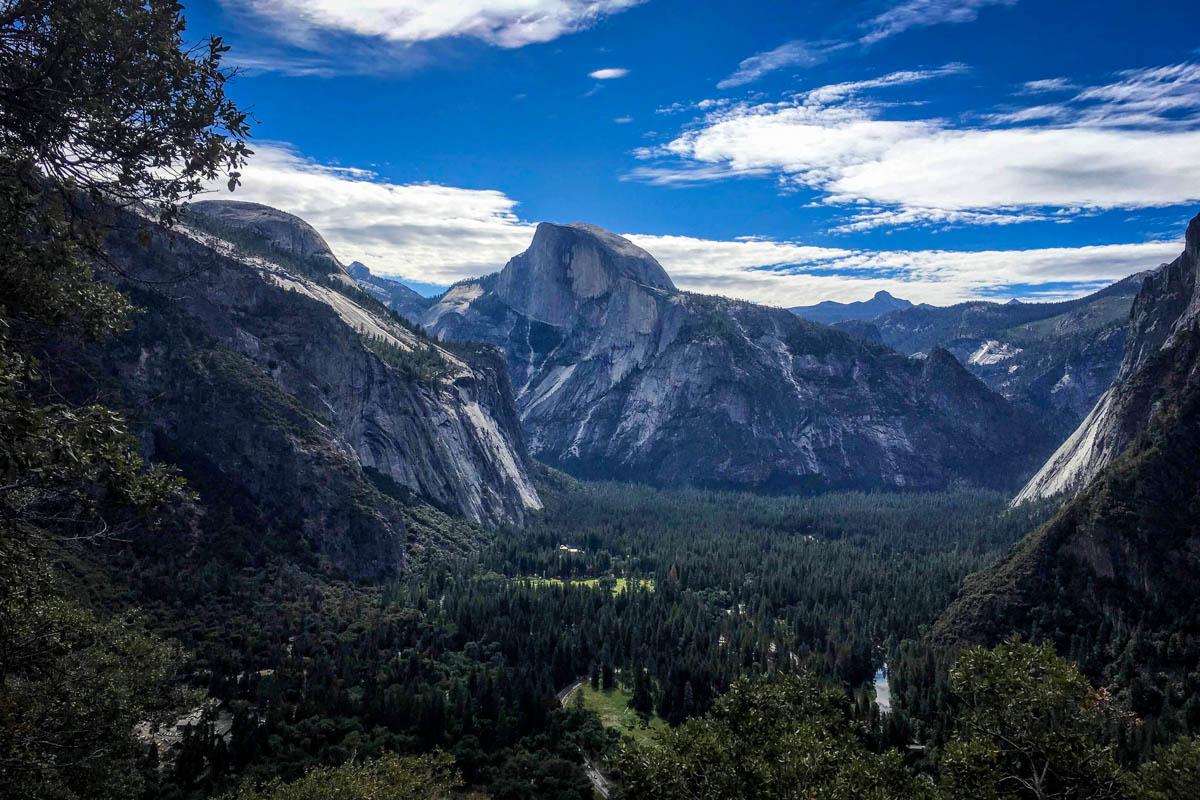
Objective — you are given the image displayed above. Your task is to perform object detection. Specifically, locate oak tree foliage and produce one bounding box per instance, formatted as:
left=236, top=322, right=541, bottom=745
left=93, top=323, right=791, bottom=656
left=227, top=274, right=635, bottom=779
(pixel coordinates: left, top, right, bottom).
left=0, top=1, right=249, bottom=798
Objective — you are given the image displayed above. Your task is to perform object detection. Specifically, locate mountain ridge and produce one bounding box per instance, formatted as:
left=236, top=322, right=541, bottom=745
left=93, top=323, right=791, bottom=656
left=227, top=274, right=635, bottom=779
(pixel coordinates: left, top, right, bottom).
left=789, top=290, right=913, bottom=324
left=345, top=260, right=435, bottom=320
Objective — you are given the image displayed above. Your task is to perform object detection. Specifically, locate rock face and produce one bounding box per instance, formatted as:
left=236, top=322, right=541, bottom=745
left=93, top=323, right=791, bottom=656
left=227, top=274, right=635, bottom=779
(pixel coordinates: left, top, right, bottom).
left=789, top=290, right=912, bottom=325
left=79, top=202, right=540, bottom=577
left=417, top=223, right=1052, bottom=492
left=1016, top=214, right=1199, bottom=502
left=492, top=222, right=676, bottom=326
left=867, top=275, right=1149, bottom=440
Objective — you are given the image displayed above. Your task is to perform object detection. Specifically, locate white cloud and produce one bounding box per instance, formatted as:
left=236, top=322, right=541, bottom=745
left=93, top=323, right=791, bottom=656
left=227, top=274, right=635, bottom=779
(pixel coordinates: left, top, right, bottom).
left=205, top=143, right=535, bottom=285
left=222, top=0, right=645, bottom=49
left=1018, top=78, right=1077, bottom=95
left=614, top=116, right=634, bottom=123
left=632, top=62, right=1200, bottom=228
left=206, top=142, right=1181, bottom=307
left=824, top=126, right=1200, bottom=211
left=826, top=207, right=1055, bottom=234
left=796, top=63, right=968, bottom=105
left=717, top=41, right=839, bottom=89
left=860, top=0, right=1019, bottom=46
left=589, top=67, right=630, bottom=79
left=630, top=234, right=1180, bottom=306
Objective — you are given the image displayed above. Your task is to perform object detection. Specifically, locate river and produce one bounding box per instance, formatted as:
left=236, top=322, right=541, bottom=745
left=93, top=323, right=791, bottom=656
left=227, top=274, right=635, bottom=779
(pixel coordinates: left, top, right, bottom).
left=874, top=663, right=891, bottom=714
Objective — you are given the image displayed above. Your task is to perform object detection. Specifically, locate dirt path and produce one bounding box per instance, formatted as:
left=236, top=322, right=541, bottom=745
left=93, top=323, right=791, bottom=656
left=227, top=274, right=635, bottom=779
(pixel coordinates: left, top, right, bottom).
left=557, top=678, right=586, bottom=705
left=559, top=679, right=614, bottom=799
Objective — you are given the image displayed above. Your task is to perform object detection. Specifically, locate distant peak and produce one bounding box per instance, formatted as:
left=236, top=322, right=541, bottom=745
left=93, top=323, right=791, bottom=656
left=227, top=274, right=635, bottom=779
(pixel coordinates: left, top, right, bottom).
left=789, top=287, right=910, bottom=324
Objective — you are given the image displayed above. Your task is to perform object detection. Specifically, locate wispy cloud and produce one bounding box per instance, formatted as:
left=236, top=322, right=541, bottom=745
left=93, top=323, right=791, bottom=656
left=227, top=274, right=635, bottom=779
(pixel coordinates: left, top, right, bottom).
left=796, top=63, right=968, bottom=104
left=1072, top=62, right=1200, bottom=123
left=825, top=207, right=1056, bottom=234
left=207, top=142, right=1181, bottom=306
left=717, top=2, right=1013, bottom=89
left=614, top=116, right=634, bottom=123
left=860, top=0, right=1019, bottom=46
left=987, top=63, right=1200, bottom=126
left=631, top=61, right=1200, bottom=232
left=227, top=52, right=344, bottom=78
left=589, top=67, right=630, bottom=79
left=656, top=97, right=731, bottom=115
left=717, top=40, right=842, bottom=89
left=1018, top=77, right=1077, bottom=95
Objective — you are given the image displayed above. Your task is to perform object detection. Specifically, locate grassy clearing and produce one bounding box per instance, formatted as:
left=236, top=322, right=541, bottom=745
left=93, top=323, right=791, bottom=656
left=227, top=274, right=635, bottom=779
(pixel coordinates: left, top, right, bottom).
left=565, top=684, right=667, bottom=744
left=519, top=576, right=655, bottom=596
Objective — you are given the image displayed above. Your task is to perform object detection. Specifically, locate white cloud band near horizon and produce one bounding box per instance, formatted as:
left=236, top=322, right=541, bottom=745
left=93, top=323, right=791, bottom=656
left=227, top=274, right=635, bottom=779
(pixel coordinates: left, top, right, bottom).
left=201, top=143, right=1185, bottom=307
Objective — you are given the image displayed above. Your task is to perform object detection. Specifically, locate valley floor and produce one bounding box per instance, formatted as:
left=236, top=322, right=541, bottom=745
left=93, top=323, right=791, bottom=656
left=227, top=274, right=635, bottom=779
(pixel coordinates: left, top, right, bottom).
left=83, top=475, right=1060, bottom=799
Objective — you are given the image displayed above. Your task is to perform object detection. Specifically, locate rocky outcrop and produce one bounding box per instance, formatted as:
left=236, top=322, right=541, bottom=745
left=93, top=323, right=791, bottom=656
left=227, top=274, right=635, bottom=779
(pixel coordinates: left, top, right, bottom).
left=79, top=203, right=540, bottom=577
left=419, top=223, right=1052, bottom=492
left=1015, top=214, right=1200, bottom=502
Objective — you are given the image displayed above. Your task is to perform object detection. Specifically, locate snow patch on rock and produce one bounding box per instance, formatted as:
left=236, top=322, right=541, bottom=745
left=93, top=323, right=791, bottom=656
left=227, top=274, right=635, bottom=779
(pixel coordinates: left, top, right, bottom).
left=969, top=340, right=1022, bottom=366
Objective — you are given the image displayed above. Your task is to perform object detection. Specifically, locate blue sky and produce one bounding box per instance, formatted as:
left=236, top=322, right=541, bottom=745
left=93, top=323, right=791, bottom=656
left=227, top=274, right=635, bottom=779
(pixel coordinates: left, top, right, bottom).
left=186, top=0, right=1200, bottom=305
